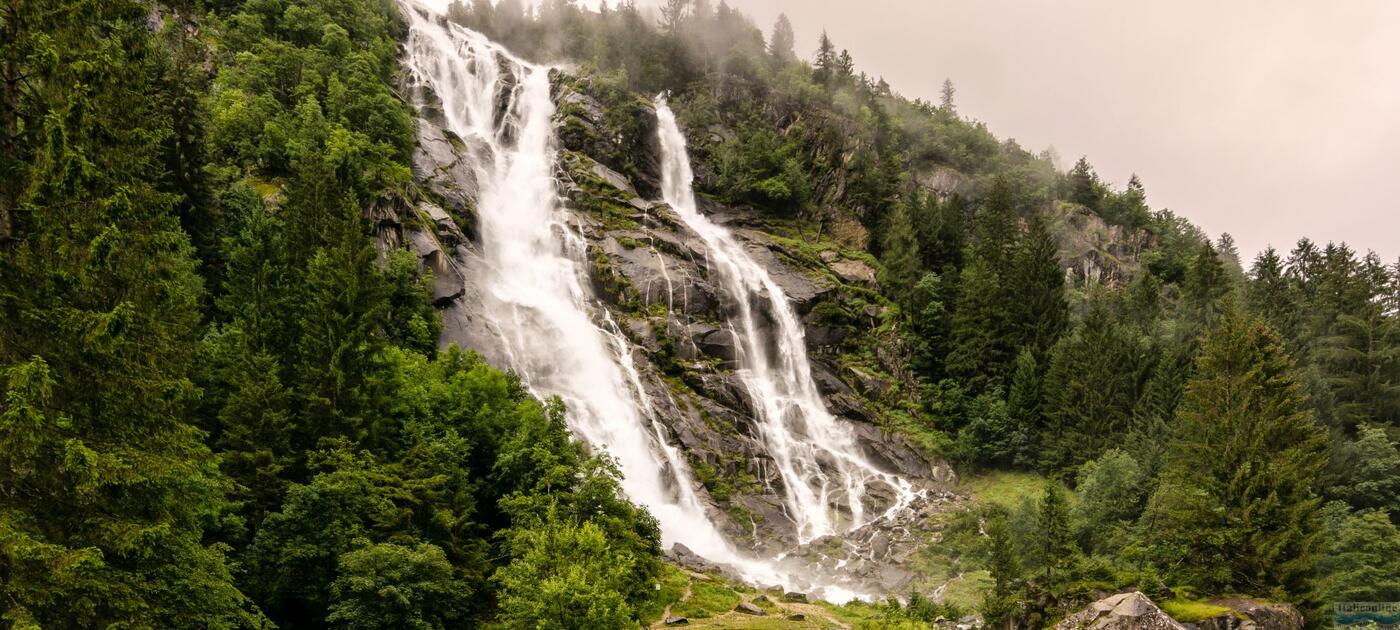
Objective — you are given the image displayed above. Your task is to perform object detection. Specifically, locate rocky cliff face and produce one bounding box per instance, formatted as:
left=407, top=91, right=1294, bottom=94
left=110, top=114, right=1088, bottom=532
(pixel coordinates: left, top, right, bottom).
left=381, top=65, right=959, bottom=594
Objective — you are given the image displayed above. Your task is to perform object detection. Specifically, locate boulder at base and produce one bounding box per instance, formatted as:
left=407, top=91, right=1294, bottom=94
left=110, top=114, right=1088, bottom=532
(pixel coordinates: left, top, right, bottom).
left=1195, top=599, right=1304, bottom=630
left=1055, top=592, right=1186, bottom=630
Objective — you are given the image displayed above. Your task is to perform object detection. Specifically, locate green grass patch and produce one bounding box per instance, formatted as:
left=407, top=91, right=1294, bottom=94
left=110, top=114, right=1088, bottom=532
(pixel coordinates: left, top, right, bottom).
left=1160, top=599, right=1233, bottom=623
left=963, top=470, right=1048, bottom=509
left=673, top=580, right=742, bottom=619
left=638, top=564, right=691, bottom=623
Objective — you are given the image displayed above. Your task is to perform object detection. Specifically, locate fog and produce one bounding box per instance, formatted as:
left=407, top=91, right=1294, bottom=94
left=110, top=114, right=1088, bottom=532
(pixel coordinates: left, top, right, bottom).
left=635, top=0, right=1400, bottom=262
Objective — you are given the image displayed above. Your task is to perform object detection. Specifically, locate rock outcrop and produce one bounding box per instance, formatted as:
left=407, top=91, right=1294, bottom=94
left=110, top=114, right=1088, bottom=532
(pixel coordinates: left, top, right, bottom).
left=1194, top=600, right=1304, bottom=630
left=1056, top=592, right=1187, bottom=630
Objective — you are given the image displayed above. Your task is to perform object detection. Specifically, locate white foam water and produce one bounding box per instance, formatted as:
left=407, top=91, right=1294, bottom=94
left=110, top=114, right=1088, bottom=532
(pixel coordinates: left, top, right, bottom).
left=654, top=98, right=918, bottom=544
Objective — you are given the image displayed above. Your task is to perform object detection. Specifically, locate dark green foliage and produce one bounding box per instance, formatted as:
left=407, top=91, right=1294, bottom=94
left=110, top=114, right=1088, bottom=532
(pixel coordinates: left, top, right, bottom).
left=1010, top=214, right=1069, bottom=358
left=1036, top=482, right=1077, bottom=598
left=1145, top=311, right=1327, bottom=608
left=1182, top=243, right=1233, bottom=331
left=1326, top=423, right=1400, bottom=512
left=1066, top=157, right=1103, bottom=211
left=1073, top=449, right=1148, bottom=555
left=947, top=258, right=1015, bottom=393
left=1040, top=298, right=1145, bottom=471
left=1006, top=349, right=1044, bottom=467
left=880, top=196, right=923, bottom=306
left=1319, top=508, right=1400, bottom=603
left=982, top=507, right=1023, bottom=625
left=0, top=1, right=257, bottom=625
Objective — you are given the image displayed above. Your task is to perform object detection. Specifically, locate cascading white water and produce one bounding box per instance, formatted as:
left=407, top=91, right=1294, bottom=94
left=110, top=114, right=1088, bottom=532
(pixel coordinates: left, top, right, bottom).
left=399, top=1, right=737, bottom=562
left=398, top=0, right=912, bottom=602
left=654, top=99, right=918, bottom=544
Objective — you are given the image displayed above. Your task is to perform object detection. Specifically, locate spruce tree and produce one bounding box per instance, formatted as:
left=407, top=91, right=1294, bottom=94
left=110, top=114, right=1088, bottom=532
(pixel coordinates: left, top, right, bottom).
left=1182, top=242, right=1232, bottom=332
left=813, top=31, right=836, bottom=85
left=1145, top=310, right=1327, bottom=608
left=1011, top=214, right=1069, bottom=358
left=0, top=1, right=255, bottom=624
left=1037, top=482, right=1076, bottom=598
left=947, top=259, right=1015, bottom=395
left=767, top=14, right=795, bottom=62
left=1006, top=349, right=1043, bottom=467
left=1248, top=246, right=1302, bottom=350
left=880, top=196, right=923, bottom=307
left=1040, top=298, right=1144, bottom=471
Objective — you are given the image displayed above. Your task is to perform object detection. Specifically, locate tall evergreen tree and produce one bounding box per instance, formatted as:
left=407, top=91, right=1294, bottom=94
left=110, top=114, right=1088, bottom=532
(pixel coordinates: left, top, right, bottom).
left=880, top=196, right=922, bottom=307
left=1040, top=298, right=1145, bottom=471
left=1145, top=310, right=1328, bottom=611
left=1182, top=242, right=1233, bottom=332
left=1037, top=482, right=1076, bottom=598
left=1248, top=246, right=1302, bottom=350
left=813, top=31, right=836, bottom=85
left=767, top=14, right=795, bottom=62
left=1010, top=214, right=1068, bottom=358
left=0, top=1, right=255, bottom=624
left=946, top=259, right=1015, bottom=395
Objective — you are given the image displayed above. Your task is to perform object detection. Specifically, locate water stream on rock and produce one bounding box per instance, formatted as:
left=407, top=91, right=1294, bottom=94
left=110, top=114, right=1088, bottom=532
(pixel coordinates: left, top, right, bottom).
left=654, top=99, right=918, bottom=544
left=399, top=0, right=913, bottom=601
left=401, top=0, right=735, bottom=563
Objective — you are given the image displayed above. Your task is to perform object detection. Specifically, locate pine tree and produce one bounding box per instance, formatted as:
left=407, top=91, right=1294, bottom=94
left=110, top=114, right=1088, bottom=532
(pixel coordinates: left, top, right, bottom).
left=813, top=31, right=836, bottom=85
left=1037, top=482, right=1076, bottom=597
left=1067, top=157, right=1101, bottom=210
left=1006, top=349, right=1043, bottom=467
left=0, top=1, right=255, bottom=624
left=1010, top=214, right=1068, bottom=358
left=1145, top=310, right=1327, bottom=608
left=1182, top=242, right=1232, bottom=332
left=970, top=178, right=1019, bottom=270
left=940, top=78, right=957, bottom=115
left=1248, top=246, right=1302, bottom=350
left=880, top=196, right=922, bottom=307
left=1040, top=297, right=1145, bottom=471
left=981, top=508, right=1022, bottom=625
left=947, top=259, right=1015, bottom=395
left=659, top=0, right=692, bottom=34
left=767, top=14, right=795, bottom=62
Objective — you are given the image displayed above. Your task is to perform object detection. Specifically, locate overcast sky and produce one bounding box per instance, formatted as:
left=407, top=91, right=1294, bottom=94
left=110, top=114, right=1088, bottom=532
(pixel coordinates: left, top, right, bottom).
left=659, top=0, right=1400, bottom=263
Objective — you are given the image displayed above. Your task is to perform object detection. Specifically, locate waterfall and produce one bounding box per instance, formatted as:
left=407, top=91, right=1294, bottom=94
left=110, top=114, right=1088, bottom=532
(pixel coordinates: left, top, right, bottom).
left=399, top=2, right=737, bottom=562
left=398, top=0, right=915, bottom=601
left=654, top=99, right=918, bottom=544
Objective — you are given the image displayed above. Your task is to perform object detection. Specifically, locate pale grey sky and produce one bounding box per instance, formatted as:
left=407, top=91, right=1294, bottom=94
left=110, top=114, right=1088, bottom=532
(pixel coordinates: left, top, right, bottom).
left=679, top=0, right=1400, bottom=263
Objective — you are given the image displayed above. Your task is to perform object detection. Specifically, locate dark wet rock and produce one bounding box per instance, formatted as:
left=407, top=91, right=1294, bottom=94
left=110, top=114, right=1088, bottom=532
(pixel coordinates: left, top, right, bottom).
left=787, top=613, right=807, bottom=621
left=810, top=361, right=855, bottom=397
left=735, top=602, right=765, bottom=616
left=804, top=324, right=851, bottom=349
left=782, top=592, right=808, bottom=603
left=406, top=230, right=465, bottom=305
left=667, top=543, right=720, bottom=574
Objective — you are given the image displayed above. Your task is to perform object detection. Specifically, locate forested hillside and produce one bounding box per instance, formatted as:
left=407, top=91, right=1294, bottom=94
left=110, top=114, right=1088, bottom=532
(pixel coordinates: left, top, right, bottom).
left=1, top=0, right=1396, bottom=628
